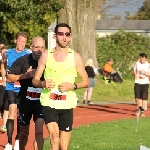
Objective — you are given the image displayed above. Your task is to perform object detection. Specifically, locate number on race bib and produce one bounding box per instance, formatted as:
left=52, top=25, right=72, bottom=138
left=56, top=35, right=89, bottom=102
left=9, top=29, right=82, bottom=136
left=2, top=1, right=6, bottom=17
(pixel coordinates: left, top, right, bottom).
left=14, top=81, right=21, bottom=88
left=49, top=89, right=67, bottom=101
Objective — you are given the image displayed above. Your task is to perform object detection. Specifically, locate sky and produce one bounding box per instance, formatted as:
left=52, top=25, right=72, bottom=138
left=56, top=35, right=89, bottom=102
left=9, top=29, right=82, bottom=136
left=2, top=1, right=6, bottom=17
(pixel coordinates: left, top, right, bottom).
left=103, top=0, right=145, bottom=19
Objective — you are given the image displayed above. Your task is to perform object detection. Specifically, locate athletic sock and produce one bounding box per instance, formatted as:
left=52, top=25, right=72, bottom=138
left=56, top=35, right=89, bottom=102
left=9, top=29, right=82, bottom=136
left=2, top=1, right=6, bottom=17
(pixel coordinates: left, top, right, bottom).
left=6, top=119, right=14, bottom=145
left=15, top=116, right=20, bottom=140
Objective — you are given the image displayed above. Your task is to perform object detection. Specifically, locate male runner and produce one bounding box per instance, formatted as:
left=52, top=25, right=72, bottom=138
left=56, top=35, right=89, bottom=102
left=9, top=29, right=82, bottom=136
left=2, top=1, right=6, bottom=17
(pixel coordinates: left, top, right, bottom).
left=32, top=23, right=89, bottom=150
left=3, top=32, right=30, bottom=150
left=7, top=37, right=45, bottom=150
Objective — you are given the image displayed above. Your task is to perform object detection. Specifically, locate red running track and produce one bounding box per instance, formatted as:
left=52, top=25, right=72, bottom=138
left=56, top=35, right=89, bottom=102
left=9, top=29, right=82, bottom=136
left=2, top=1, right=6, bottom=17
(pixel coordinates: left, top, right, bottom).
left=0, top=103, right=150, bottom=150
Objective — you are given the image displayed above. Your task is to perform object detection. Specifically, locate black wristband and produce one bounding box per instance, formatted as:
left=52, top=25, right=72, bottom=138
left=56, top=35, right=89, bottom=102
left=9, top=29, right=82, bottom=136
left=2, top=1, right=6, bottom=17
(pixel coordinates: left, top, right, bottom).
left=74, top=83, right=77, bottom=90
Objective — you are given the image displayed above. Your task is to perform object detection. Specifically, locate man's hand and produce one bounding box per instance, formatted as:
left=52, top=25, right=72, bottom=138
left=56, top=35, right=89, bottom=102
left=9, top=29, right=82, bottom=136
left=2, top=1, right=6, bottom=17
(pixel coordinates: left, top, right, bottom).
left=19, top=66, right=36, bottom=80
left=2, top=80, right=6, bottom=86
left=42, top=79, right=55, bottom=90
left=139, top=70, right=145, bottom=75
left=58, top=82, right=74, bottom=92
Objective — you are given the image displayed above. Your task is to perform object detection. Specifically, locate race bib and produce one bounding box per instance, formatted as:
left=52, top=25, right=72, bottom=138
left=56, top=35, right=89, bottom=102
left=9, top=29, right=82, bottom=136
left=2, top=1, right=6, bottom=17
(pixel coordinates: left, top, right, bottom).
left=26, top=87, right=42, bottom=100
left=0, top=77, right=2, bottom=85
left=50, top=89, right=67, bottom=101
left=14, top=81, right=21, bottom=88
left=0, top=77, right=6, bottom=86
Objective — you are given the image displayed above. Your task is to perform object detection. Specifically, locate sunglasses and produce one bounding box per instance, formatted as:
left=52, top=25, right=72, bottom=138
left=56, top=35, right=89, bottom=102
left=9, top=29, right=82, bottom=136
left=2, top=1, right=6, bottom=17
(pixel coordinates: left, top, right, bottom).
left=56, top=32, right=71, bottom=37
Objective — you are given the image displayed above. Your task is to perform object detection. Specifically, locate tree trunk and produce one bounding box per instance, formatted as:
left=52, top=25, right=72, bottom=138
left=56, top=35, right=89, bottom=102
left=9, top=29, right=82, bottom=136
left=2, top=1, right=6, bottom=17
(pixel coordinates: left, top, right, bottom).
left=58, top=0, right=105, bottom=66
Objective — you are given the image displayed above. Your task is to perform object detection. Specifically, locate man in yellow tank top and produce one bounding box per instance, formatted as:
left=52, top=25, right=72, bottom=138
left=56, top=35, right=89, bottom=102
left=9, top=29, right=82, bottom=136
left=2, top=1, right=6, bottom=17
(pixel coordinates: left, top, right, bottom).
left=32, top=23, right=89, bottom=150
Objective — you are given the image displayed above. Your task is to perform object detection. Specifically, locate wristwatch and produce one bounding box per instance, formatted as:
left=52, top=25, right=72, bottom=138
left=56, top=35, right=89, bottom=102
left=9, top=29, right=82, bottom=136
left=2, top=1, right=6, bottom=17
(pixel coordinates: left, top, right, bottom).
left=74, top=83, right=77, bottom=90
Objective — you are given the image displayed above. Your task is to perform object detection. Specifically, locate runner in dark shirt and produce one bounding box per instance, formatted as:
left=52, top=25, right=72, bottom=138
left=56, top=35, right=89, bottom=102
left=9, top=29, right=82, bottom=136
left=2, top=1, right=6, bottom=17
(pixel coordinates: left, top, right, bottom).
left=7, top=37, right=45, bottom=150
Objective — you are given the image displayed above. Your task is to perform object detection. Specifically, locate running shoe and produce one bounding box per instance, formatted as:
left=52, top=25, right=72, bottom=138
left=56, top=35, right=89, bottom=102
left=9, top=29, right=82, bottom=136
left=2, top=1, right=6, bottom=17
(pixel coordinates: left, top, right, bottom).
left=4, top=143, right=12, bottom=150
left=140, top=109, right=145, bottom=117
left=0, top=125, right=7, bottom=132
left=14, top=140, right=19, bottom=150
left=135, top=108, right=141, bottom=116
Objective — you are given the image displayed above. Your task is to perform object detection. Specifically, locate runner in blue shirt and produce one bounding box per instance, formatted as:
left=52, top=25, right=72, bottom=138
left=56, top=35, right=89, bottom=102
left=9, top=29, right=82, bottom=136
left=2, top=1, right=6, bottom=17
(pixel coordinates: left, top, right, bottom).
left=2, top=32, right=30, bottom=150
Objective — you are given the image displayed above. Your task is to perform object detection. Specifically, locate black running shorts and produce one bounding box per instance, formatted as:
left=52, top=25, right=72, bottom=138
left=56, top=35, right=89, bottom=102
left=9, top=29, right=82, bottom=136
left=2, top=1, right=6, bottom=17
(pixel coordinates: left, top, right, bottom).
left=19, top=100, right=43, bottom=126
left=5, top=90, right=18, bottom=105
left=42, top=106, right=73, bottom=132
left=134, top=83, right=149, bottom=100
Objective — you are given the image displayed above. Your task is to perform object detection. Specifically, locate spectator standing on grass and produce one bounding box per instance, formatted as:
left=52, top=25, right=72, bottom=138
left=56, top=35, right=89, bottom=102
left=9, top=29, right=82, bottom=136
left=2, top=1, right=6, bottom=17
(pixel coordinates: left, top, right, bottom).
left=83, top=59, right=95, bottom=105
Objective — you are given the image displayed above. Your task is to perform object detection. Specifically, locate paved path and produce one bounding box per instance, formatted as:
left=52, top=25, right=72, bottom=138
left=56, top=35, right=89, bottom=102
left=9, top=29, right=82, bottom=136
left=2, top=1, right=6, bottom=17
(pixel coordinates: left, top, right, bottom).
left=0, top=103, right=150, bottom=150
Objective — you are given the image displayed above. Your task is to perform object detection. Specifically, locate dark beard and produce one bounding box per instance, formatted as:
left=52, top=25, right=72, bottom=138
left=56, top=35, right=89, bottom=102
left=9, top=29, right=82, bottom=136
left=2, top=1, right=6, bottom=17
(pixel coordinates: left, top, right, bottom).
left=56, top=40, right=69, bottom=48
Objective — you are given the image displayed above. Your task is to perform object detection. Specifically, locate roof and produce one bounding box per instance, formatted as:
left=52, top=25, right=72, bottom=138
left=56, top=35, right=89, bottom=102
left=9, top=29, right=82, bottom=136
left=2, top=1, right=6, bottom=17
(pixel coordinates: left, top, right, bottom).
left=96, top=20, right=150, bottom=30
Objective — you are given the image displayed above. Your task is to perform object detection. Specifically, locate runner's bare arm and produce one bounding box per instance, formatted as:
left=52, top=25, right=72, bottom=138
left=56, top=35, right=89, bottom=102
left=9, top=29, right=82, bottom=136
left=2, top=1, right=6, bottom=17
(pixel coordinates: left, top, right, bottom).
left=133, top=61, right=137, bottom=78
left=32, top=50, right=48, bottom=87
left=7, top=67, right=36, bottom=82
left=74, top=52, right=89, bottom=89
left=1, top=51, right=7, bottom=84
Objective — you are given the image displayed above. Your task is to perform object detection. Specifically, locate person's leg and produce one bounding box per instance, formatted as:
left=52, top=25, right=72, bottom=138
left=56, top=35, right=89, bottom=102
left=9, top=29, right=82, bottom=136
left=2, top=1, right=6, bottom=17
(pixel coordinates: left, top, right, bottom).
left=33, top=104, right=44, bottom=150
left=0, top=94, right=9, bottom=132
left=87, top=78, right=95, bottom=104
left=59, top=109, right=73, bottom=150
left=42, top=106, right=59, bottom=150
left=2, top=110, right=9, bottom=125
left=19, top=106, right=32, bottom=150
left=59, top=131, right=71, bottom=150
left=5, top=91, right=18, bottom=148
left=19, top=125, right=30, bottom=150
left=0, top=85, right=5, bottom=118
left=46, top=122, right=60, bottom=150
left=87, top=87, right=93, bottom=103
left=134, top=83, right=142, bottom=115
left=83, top=88, right=88, bottom=103
left=141, top=84, right=149, bottom=116
left=7, top=103, right=17, bottom=144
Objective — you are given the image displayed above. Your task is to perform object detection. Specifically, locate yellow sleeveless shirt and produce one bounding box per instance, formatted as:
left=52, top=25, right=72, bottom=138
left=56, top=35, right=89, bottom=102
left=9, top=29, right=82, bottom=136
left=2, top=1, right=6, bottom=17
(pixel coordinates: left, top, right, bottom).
left=40, top=48, right=78, bottom=109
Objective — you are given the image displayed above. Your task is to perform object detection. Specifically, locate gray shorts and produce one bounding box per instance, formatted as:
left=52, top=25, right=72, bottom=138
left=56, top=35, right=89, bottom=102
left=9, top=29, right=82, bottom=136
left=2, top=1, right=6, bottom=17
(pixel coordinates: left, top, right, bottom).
left=89, top=78, right=95, bottom=87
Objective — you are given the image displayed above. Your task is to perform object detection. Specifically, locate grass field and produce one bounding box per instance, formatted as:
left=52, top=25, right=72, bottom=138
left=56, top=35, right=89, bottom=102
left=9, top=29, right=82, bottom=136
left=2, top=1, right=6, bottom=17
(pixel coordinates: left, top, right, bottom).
left=43, top=117, right=150, bottom=150
left=75, top=75, right=136, bottom=103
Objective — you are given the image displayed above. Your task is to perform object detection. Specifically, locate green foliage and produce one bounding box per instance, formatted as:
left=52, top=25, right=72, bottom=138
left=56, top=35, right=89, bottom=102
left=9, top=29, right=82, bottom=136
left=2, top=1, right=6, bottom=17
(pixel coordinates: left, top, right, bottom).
left=126, top=0, right=150, bottom=20
left=96, top=30, right=150, bottom=79
left=0, top=0, right=64, bottom=47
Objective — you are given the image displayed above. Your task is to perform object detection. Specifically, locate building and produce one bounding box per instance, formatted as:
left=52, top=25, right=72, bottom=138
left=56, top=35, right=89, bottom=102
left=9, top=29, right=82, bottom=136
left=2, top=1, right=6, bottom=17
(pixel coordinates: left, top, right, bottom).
left=95, top=20, right=150, bottom=38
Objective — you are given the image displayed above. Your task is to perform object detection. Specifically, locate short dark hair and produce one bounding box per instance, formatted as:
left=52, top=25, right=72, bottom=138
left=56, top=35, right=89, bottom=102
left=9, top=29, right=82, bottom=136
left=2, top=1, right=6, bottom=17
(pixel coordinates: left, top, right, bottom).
left=140, top=53, right=147, bottom=58
left=0, top=41, right=6, bottom=46
left=15, top=32, right=29, bottom=40
left=54, top=23, right=71, bottom=33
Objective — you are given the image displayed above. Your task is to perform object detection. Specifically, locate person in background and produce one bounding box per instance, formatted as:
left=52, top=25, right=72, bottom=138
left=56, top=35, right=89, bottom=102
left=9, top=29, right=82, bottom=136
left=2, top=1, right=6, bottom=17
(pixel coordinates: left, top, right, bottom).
left=7, top=37, right=45, bottom=150
left=3, top=32, right=30, bottom=150
left=103, top=58, right=122, bottom=83
left=134, top=53, right=150, bottom=116
left=0, top=42, right=7, bottom=119
left=83, top=59, right=95, bottom=105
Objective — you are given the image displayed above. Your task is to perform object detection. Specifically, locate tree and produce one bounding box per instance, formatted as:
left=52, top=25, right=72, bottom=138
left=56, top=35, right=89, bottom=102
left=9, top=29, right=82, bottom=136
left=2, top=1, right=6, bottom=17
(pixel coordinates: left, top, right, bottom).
left=58, top=0, right=106, bottom=66
left=0, top=0, right=63, bottom=46
left=58, top=0, right=132, bottom=65
left=126, top=0, right=150, bottom=20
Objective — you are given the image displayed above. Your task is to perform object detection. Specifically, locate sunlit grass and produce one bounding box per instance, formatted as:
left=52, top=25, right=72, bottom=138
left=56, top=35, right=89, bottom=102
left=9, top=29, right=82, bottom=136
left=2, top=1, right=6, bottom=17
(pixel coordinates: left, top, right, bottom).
left=75, top=75, right=136, bottom=103
left=43, top=117, right=150, bottom=150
